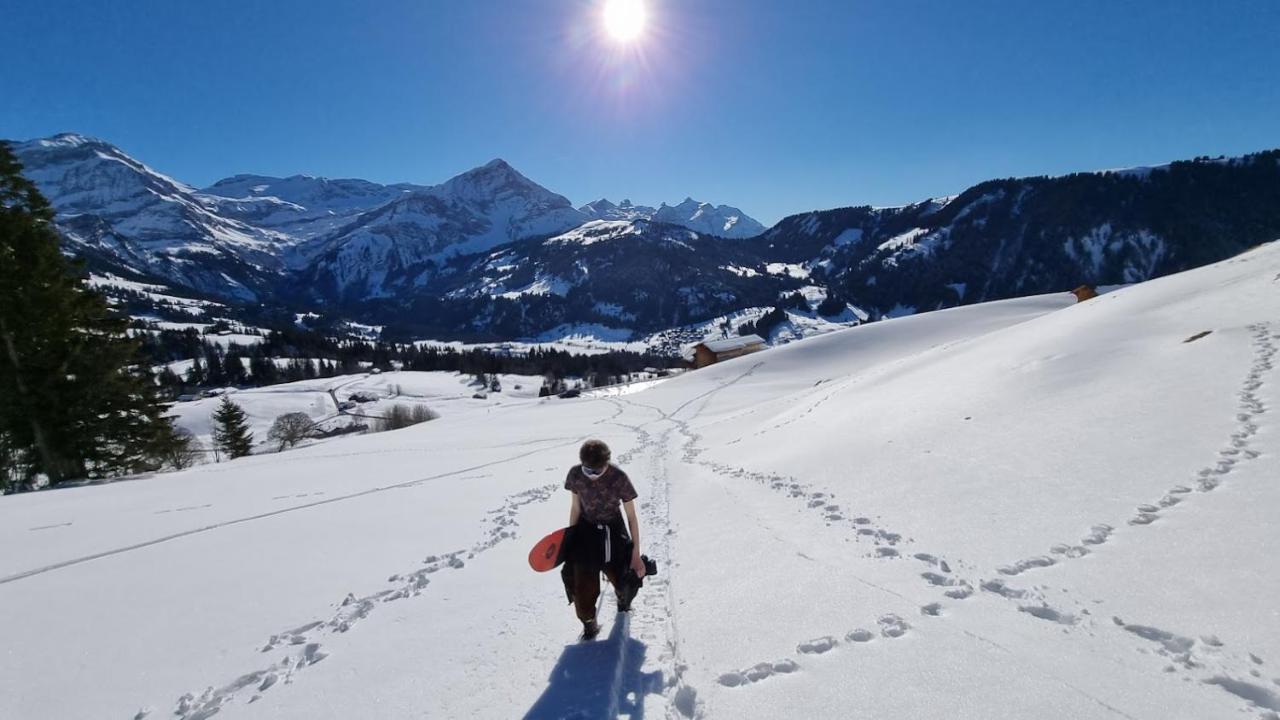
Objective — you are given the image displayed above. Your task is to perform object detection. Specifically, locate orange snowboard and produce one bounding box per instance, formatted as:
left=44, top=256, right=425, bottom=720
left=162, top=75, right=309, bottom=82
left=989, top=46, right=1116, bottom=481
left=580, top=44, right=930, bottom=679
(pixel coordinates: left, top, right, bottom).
left=528, top=527, right=568, bottom=572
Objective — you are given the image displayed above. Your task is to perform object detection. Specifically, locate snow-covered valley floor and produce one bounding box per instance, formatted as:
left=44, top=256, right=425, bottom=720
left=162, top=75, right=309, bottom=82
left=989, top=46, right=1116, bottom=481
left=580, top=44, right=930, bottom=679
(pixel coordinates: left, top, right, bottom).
left=3, top=241, right=1280, bottom=719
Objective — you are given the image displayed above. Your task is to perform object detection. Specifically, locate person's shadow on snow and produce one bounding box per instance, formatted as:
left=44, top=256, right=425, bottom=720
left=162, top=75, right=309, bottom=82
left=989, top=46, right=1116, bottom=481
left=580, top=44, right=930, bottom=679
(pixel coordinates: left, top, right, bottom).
left=523, top=613, right=664, bottom=720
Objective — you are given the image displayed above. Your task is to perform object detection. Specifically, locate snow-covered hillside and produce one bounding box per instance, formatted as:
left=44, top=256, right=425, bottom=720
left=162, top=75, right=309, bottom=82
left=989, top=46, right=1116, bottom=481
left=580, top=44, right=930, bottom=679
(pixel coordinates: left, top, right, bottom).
left=2, top=241, right=1278, bottom=720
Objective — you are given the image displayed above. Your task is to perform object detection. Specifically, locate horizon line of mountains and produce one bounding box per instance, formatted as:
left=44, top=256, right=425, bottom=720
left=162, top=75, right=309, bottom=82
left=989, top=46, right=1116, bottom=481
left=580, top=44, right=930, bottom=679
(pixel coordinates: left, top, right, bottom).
left=10, top=133, right=1280, bottom=342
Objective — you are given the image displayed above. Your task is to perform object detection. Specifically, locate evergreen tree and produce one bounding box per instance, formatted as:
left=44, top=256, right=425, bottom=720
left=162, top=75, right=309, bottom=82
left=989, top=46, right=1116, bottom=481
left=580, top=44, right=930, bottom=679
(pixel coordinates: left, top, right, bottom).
left=156, top=366, right=184, bottom=398
left=0, top=141, right=176, bottom=486
left=211, top=396, right=254, bottom=459
left=816, top=293, right=847, bottom=317
left=341, top=356, right=361, bottom=374
left=280, top=359, right=301, bottom=383
left=205, top=350, right=227, bottom=386
left=224, top=349, right=250, bottom=385
left=187, top=356, right=207, bottom=387
left=249, top=352, right=278, bottom=385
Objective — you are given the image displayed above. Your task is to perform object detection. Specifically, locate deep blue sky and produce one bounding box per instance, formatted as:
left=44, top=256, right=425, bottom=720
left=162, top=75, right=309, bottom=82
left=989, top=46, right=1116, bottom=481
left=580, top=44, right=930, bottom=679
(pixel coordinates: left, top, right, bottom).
left=2, top=0, right=1277, bottom=225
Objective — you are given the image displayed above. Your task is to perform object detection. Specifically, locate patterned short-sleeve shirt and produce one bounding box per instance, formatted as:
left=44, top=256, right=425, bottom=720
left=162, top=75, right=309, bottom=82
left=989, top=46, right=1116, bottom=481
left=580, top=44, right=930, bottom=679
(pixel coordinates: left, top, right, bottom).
left=565, top=464, right=637, bottom=523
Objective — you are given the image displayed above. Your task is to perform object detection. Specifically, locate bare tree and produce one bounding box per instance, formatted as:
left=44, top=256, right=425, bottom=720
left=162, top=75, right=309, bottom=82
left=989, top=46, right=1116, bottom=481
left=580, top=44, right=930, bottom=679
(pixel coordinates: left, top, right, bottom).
left=268, top=412, right=317, bottom=451
left=156, top=426, right=203, bottom=470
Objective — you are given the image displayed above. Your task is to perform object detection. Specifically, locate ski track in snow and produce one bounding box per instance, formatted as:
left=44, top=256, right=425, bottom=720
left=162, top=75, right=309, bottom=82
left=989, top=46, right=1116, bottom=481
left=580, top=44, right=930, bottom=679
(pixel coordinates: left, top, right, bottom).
left=639, top=422, right=704, bottom=719
left=27, top=521, right=73, bottom=531
left=598, top=362, right=776, bottom=719
left=0, top=438, right=583, bottom=588
left=152, top=484, right=557, bottom=719
left=603, top=415, right=694, bottom=719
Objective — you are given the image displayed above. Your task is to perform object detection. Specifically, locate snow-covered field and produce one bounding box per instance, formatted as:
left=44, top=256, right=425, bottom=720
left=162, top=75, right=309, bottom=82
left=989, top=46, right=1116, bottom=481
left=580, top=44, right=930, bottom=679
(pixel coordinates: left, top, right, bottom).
left=167, top=371, right=548, bottom=452
left=3, top=241, right=1279, bottom=719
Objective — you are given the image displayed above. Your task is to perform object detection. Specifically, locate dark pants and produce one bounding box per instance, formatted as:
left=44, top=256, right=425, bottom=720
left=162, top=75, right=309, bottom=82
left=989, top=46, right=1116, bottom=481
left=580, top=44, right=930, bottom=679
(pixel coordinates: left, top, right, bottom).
left=560, top=517, right=631, bottom=622
left=571, top=563, right=622, bottom=622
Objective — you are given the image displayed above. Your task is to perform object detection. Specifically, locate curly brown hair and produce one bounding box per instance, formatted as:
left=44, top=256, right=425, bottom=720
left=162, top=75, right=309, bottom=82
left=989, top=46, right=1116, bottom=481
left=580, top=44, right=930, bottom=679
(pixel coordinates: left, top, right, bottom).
left=579, top=439, right=611, bottom=469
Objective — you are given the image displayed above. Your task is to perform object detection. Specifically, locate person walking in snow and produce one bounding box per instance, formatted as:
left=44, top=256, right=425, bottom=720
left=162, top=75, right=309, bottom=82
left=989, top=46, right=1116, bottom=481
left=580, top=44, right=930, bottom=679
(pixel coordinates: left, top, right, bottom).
left=561, top=439, right=648, bottom=640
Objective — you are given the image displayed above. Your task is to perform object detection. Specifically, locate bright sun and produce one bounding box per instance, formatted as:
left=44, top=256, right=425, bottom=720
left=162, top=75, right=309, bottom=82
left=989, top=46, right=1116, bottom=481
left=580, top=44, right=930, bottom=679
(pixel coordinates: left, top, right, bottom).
left=603, top=0, right=647, bottom=43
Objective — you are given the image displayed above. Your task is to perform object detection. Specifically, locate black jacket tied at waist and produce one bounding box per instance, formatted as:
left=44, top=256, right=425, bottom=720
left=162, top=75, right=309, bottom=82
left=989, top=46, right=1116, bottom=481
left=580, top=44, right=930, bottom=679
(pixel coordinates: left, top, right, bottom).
left=559, top=516, right=633, bottom=605
left=563, top=516, right=631, bottom=571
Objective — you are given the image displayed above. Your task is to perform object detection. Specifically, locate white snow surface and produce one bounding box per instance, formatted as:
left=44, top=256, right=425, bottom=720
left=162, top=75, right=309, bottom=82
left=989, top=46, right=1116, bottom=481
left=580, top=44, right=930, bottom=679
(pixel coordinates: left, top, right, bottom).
left=543, top=219, right=639, bottom=246
left=3, top=241, right=1280, bottom=719
left=765, top=262, right=810, bottom=279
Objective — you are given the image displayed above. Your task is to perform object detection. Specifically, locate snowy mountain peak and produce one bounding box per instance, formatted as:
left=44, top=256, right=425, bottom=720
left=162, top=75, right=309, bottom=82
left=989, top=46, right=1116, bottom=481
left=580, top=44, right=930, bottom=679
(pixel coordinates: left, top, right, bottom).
left=13, top=134, right=202, bottom=207
left=653, top=198, right=766, bottom=238
left=39, top=132, right=106, bottom=148
left=207, top=173, right=277, bottom=190
left=581, top=198, right=618, bottom=215
left=578, top=196, right=765, bottom=238
left=11, top=133, right=292, bottom=301
left=451, top=158, right=519, bottom=184
left=434, top=158, right=575, bottom=211
left=579, top=198, right=654, bottom=222
left=302, top=160, right=588, bottom=296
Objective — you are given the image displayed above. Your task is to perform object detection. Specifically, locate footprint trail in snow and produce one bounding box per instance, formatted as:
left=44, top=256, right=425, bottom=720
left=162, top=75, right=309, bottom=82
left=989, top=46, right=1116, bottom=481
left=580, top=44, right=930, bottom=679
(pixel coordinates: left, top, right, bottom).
left=160, top=484, right=557, bottom=720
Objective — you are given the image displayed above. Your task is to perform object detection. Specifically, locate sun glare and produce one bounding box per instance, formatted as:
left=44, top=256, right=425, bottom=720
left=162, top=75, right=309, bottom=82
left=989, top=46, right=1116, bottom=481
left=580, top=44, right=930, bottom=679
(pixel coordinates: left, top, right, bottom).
left=603, top=0, right=647, bottom=43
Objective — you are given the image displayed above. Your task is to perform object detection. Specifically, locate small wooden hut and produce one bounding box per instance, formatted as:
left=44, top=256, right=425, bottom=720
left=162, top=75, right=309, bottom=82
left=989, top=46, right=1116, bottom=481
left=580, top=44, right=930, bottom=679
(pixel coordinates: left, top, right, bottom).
left=689, top=334, right=766, bottom=369
left=1071, top=285, right=1099, bottom=302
